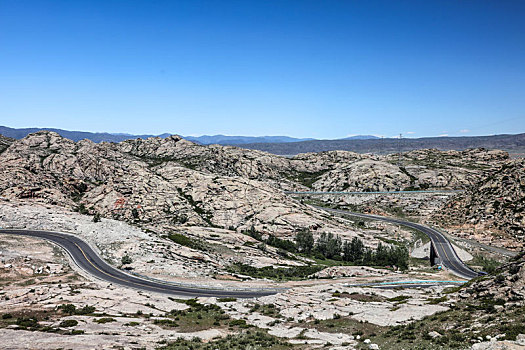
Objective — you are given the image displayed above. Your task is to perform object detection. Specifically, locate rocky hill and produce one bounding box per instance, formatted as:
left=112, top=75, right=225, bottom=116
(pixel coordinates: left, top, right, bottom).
left=311, top=149, right=508, bottom=192
left=0, top=131, right=339, bottom=236
left=435, top=159, right=525, bottom=248
left=0, top=131, right=512, bottom=236
left=377, top=252, right=525, bottom=348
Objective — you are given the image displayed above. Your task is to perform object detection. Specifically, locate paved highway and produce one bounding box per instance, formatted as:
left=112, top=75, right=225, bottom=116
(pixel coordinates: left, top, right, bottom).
left=0, top=229, right=278, bottom=298
left=314, top=206, right=482, bottom=279
left=285, top=190, right=463, bottom=196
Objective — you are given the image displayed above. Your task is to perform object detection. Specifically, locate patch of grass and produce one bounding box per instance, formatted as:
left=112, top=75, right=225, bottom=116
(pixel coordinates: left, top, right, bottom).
left=217, top=297, right=237, bottom=303
left=307, top=316, right=386, bottom=339
left=59, top=319, right=78, bottom=328
left=332, top=291, right=384, bottom=303
left=285, top=169, right=328, bottom=189
left=59, top=304, right=96, bottom=316
left=426, top=296, right=448, bottom=305
left=94, top=317, right=116, bottom=324
left=157, top=330, right=292, bottom=349
left=468, top=255, right=502, bottom=274
left=387, top=295, right=411, bottom=303
left=167, top=232, right=208, bottom=251
left=249, top=304, right=281, bottom=318
left=16, top=317, right=40, bottom=329
left=158, top=299, right=230, bottom=332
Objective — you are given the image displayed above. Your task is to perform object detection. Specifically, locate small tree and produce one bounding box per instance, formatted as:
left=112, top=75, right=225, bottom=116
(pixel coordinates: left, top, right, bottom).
left=343, top=237, right=365, bottom=262
left=59, top=304, right=76, bottom=315
left=295, top=230, right=314, bottom=254
left=92, top=213, right=101, bottom=223
left=316, top=232, right=342, bottom=259
left=121, top=255, right=132, bottom=265
left=326, top=234, right=342, bottom=259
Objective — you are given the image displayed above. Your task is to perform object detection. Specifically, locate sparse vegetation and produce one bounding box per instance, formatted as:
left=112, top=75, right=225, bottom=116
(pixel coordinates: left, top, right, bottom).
left=468, top=255, right=502, bottom=274
left=95, top=317, right=116, bottom=324
left=59, top=319, right=78, bottom=328
left=167, top=232, right=207, bottom=251
left=155, top=299, right=230, bottom=332
left=58, top=304, right=96, bottom=316
left=227, top=263, right=324, bottom=281
left=157, top=330, right=292, bottom=350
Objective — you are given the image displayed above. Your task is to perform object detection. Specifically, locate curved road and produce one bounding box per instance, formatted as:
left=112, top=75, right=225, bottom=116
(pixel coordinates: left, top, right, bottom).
left=314, top=206, right=481, bottom=279
left=0, top=229, right=278, bottom=298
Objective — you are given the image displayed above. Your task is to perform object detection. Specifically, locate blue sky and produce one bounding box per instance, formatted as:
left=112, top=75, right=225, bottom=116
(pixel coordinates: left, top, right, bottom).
left=1, top=0, right=524, bottom=139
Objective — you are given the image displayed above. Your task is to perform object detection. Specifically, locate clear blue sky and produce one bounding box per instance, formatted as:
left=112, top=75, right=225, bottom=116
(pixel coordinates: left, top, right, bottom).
left=1, top=0, right=524, bottom=138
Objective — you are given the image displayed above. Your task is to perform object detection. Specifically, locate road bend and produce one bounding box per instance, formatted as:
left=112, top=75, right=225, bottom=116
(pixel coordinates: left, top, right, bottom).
left=313, top=206, right=481, bottom=279
left=0, top=229, right=279, bottom=298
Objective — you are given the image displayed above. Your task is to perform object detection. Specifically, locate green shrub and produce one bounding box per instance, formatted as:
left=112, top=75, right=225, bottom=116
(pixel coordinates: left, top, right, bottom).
left=75, top=305, right=96, bottom=315
left=59, top=304, right=77, bottom=315
left=168, top=233, right=207, bottom=251
left=121, top=255, right=133, bottom=265
left=95, top=317, right=116, bottom=324
left=16, top=317, right=39, bottom=329
left=59, top=319, right=78, bottom=328
left=229, top=319, right=249, bottom=327
left=217, top=297, right=237, bottom=303
left=93, top=213, right=101, bottom=222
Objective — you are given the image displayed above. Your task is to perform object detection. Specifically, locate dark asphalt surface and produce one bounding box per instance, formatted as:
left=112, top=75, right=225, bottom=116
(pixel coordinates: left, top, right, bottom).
left=314, top=206, right=482, bottom=279
left=0, top=229, right=278, bottom=298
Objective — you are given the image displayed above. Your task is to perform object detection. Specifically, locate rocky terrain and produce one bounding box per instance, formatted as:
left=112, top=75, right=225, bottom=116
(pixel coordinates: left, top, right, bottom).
left=0, top=132, right=508, bottom=237
left=2, top=227, right=521, bottom=349
left=0, top=134, right=13, bottom=153
left=0, top=230, right=466, bottom=350
left=435, top=159, right=525, bottom=250
left=1, top=131, right=523, bottom=349
left=374, top=252, right=525, bottom=349
left=312, top=149, right=508, bottom=192
left=0, top=131, right=343, bottom=236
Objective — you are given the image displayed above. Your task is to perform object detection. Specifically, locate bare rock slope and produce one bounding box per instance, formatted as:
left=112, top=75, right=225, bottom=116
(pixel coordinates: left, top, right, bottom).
left=0, top=131, right=336, bottom=235
left=0, top=131, right=511, bottom=238
left=435, top=159, right=525, bottom=247
left=313, top=149, right=508, bottom=192
left=0, top=134, right=14, bottom=154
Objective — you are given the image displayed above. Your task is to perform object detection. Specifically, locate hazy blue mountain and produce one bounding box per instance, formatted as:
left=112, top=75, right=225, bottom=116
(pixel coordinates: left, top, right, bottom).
left=238, top=133, right=525, bottom=155
left=185, top=135, right=314, bottom=145
left=341, top=135, right=380, bottom=140
left=5, top=126, right=519, bottom=155
left=0, top=126, right=315, bottom=145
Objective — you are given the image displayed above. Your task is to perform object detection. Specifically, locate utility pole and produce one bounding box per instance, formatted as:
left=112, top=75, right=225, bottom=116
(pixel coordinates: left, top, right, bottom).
left=397, top=133, right=402, bottom=166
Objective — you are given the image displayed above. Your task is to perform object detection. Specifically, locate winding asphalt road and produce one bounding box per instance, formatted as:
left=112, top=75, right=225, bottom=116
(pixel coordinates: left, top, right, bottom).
left=0, top=205, right=479, bottom=298
left=314, top=206, right=482, bottom=279
left=0, top=229, right=278, bottom=298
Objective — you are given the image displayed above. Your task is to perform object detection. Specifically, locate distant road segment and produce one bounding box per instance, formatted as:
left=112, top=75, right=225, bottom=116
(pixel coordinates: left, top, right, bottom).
left=286, top=190, right=463, bottom=195
left=0, top=229, right=279, bottom=298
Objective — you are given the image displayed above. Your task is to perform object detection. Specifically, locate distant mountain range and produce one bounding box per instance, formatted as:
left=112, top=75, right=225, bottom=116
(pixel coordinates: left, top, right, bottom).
left=1, top=126, right=523, bottom=155
left=0, top=126, right=376, bottom=145
left=238, top=133, right=525, bottom=155
left=184, top=135, right=315, bottom=144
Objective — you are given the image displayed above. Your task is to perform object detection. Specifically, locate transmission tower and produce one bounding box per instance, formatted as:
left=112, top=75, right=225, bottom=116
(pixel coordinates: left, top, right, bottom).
left=397, top=133, right=402, bottom=166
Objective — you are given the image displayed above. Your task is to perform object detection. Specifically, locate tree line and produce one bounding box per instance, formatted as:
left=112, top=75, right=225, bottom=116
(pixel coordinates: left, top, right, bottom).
left=245, top=226, right=409, bottom=270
